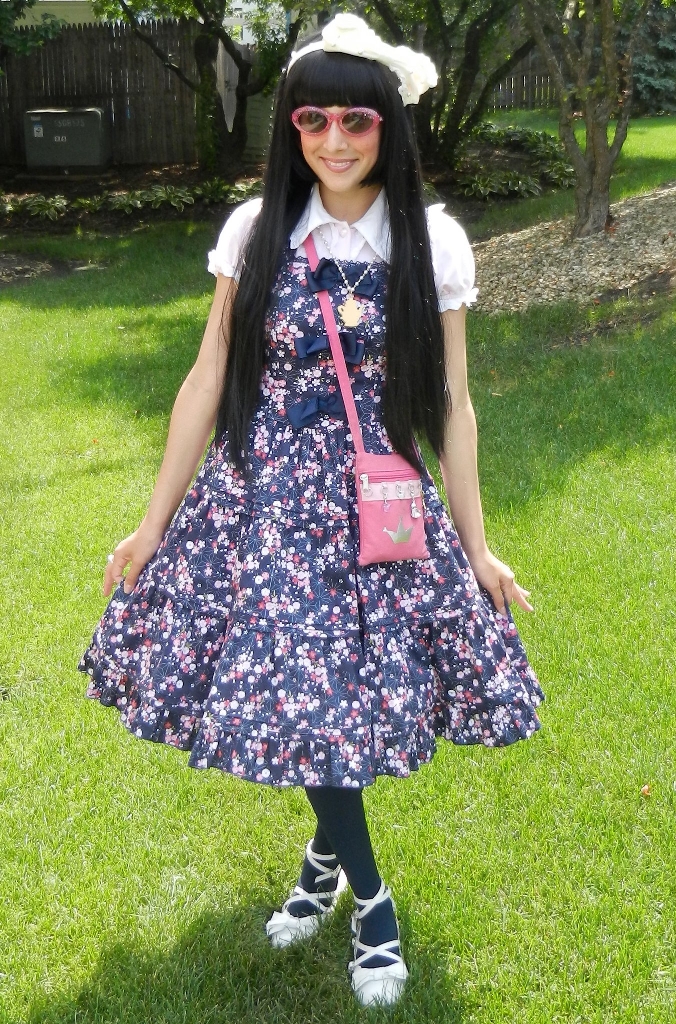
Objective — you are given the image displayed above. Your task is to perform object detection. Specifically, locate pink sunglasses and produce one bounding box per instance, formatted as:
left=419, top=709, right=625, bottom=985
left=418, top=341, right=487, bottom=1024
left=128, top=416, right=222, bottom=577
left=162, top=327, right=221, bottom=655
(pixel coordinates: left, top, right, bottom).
left=291, top=106, right=383, bottom=137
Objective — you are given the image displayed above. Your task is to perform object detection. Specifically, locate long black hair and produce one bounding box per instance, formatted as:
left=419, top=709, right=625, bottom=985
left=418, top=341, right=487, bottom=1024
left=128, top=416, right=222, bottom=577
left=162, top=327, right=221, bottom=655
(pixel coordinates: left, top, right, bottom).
left=216, top=46, right=448, bottom=473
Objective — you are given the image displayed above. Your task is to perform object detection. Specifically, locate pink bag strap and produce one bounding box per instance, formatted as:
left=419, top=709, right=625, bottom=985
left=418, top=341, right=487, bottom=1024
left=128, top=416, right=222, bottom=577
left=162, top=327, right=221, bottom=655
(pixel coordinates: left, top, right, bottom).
left=304, top=232, right=365, bottom=455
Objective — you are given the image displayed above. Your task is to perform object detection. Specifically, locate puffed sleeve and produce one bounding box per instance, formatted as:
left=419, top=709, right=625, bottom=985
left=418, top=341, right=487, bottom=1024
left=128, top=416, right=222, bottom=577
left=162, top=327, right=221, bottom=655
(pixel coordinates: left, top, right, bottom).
left=207, top=197, right=263, bottom=280
left=426, top=204, right=478, bottom=311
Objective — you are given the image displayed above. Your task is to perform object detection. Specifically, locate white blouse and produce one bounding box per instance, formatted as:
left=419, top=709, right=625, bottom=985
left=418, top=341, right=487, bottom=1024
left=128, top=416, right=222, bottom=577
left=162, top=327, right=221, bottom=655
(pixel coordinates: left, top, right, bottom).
left=207, top=184, right=478, bottom=311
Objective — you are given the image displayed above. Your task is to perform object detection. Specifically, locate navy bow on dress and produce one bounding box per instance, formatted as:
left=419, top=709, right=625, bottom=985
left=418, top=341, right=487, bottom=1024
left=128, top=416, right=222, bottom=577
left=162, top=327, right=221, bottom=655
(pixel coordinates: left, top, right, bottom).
left=287, top=391, right=346, bottom=429
left=305, top=258, right=378, bottom=299
left=294, top=330, right=365, bottom=365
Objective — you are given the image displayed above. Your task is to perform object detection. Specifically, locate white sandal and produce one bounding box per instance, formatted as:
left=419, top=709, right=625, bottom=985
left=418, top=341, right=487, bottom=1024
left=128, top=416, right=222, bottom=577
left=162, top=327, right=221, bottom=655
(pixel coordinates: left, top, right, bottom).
left=348, top=881, right=408, bottom=1007
left=266, top=840, right=347, bottom=948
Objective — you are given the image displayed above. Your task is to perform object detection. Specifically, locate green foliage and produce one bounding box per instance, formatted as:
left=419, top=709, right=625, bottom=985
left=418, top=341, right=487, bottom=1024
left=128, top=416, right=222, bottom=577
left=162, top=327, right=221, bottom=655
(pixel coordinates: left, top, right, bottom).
left=472, top=122, right=568, bottom=163
left=147, top=184, right=195, bottom=210
left=461, top=122, right=575, bottom=199
left=0, top=0, right=64, bottom=61
left=0, top=178, right=263, bottom=223
left=544, top=160, right=577, bottom=188
left=7, top=194, right=70, bottom=219
left=471, top=112, right=676, bottom=238
left=71, top=193, right=110, bottom=213
left=107, top=190, right=145, bottom=214
left=193, top=178, right=232, bottom=204
left=457, top=168, right=542, bottom=198
left=631, top=4, right=676, bottom=114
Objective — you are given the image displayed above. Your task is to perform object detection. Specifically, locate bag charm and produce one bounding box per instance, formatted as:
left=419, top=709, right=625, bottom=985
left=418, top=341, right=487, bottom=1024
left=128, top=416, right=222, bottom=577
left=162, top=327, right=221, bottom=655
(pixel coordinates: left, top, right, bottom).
left=304, top=234, right=429, bottom=566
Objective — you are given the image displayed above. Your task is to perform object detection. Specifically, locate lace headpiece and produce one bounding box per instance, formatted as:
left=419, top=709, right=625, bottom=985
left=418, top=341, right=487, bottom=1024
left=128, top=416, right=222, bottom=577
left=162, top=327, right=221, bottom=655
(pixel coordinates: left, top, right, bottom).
left=287, top=13, right=438, bottom=106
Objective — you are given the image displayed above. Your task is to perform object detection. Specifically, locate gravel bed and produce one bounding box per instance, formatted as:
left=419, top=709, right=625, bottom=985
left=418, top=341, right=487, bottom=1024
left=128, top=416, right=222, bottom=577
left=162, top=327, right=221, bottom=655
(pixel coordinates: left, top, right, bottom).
left=473, top=183, right=676, bottom=313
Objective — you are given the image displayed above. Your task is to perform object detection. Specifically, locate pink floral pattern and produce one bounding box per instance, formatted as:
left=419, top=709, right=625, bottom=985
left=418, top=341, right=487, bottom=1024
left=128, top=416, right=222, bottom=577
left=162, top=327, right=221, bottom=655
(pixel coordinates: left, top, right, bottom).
left=79, top=257, right=543, bottom=787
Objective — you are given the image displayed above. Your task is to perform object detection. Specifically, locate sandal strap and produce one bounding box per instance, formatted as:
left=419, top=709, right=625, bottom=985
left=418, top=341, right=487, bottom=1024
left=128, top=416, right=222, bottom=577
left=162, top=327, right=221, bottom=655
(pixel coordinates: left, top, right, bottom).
left=353, top=880, right=392, bottom=920
left=350, top=937, right=403, bottom=970
left=282, top=884, right=335, bottom=915
left=304, top=840, right=342, bottom=888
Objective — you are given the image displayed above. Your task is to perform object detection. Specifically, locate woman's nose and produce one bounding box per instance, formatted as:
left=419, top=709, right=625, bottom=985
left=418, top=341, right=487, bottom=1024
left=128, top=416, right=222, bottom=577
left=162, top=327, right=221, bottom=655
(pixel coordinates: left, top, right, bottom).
left=324, top=120, right=348, bottom=151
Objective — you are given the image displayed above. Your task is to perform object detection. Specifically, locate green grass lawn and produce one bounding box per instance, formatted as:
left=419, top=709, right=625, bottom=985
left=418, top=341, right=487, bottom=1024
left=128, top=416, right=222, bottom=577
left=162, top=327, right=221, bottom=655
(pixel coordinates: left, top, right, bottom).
left=469, top=112, right=676, bottom=238
left=0, top=221, right=675, bottom=1023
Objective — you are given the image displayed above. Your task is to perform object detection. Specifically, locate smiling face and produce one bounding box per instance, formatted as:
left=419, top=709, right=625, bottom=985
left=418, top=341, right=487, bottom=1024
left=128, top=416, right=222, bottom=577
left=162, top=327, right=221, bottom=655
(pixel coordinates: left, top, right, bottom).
left=298, top=106, right=382, bottom=217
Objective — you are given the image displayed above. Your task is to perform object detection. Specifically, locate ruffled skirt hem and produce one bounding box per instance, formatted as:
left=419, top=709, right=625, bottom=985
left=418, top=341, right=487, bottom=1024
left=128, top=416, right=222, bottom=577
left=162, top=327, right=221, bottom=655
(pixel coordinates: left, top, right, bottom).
left=79, top=593, right=543, bottom=788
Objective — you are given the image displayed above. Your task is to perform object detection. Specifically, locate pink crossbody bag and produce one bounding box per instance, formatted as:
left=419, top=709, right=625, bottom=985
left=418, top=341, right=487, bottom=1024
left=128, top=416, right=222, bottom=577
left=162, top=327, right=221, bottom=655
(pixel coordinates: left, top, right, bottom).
left=305, top=234, right=429, bottom=566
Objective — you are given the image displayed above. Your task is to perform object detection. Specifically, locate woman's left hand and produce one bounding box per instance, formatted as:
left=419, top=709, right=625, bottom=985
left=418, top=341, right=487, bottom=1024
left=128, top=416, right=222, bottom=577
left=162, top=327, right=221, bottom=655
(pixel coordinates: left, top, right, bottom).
left=467, top=547, right=534, bottom=615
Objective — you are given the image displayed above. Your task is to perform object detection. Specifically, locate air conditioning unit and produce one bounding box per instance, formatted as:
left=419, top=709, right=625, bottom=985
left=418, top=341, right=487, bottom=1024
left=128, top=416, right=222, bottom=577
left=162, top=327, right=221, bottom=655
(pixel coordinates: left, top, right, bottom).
left=24, top=108, right=112, bottom=170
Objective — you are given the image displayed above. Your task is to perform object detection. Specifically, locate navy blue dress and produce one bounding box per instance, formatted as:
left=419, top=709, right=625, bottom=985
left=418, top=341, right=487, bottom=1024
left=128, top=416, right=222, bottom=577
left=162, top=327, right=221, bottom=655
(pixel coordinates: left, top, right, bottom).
left=79, top=253, right=543, bottom=787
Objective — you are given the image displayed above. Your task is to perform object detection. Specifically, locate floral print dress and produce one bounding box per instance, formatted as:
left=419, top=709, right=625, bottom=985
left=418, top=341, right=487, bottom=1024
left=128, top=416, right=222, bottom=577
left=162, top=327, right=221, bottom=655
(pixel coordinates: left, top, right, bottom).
left=79, top=253, right=544, bottom=788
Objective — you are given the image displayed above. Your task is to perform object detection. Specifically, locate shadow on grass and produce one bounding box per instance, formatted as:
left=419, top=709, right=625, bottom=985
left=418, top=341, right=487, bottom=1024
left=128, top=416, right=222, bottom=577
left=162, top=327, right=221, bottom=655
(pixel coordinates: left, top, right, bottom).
left=46, top=308, right=205, bottom=419
left=0, top=220, right=223, bottom=311
left=27, top=904, right=468, bottom=1024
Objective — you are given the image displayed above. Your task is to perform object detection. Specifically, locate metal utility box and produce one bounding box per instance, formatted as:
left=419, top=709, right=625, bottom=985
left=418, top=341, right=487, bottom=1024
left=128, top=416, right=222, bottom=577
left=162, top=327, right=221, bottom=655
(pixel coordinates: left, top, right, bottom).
left=24, top=108, right=112, bottom=170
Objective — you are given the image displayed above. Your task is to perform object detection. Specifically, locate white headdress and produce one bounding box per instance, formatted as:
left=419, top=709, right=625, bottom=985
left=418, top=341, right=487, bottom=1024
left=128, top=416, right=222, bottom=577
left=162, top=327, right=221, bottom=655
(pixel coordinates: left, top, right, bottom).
left=287, top=13, right=438, bottom=106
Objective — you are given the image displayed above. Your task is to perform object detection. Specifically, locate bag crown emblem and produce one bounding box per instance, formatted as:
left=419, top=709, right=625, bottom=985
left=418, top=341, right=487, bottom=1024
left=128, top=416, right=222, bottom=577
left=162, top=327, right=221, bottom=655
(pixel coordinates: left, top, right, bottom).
left=383, top=518, right=414, bottom=544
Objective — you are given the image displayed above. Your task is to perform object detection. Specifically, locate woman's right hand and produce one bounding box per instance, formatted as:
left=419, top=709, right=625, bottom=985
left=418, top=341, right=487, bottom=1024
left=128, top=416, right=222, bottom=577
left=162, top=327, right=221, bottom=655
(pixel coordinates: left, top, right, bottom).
left=103, top=524, right=165, bottom=597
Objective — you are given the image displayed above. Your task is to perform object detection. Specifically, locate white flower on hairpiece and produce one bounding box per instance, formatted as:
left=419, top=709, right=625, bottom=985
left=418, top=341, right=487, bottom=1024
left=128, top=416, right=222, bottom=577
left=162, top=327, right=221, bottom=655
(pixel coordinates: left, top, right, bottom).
left=288, top=14, right=438, bottom=106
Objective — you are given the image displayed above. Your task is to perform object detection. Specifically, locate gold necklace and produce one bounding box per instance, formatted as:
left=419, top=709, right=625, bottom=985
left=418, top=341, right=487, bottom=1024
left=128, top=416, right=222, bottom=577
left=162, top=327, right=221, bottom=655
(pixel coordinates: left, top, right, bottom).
left=316, top=226, right=377, bottom=328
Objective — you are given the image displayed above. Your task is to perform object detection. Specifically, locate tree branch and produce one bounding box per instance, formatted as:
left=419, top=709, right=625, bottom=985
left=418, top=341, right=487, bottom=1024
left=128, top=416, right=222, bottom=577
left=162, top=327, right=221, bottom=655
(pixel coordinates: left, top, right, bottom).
left=467, top=35, right=537, bottom=131
left=521, top=0, right=570, bottom=98
left=370, top=0, right=405, bottom=44
left=608, top=0, right=653, bottom=163
left=447, top=0, right=473, bottom=37
left=191, top=0, right=247, bottom=70
left=243, top=5, right=308, bottom=96
left=598, top=0, right=618, bottom=96
left=525, top=0, right=582, bottom=81
left=578, top=0, right=596, bottom=96
left=118, top=0, right=198, bottom=90
left=428, top=0, right=452, bottom=50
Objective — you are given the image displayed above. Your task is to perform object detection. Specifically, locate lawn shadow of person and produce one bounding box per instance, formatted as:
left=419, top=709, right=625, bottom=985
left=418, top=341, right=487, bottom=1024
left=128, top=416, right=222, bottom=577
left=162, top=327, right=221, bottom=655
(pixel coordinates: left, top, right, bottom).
left=26, top=899, right=468, bottom=1024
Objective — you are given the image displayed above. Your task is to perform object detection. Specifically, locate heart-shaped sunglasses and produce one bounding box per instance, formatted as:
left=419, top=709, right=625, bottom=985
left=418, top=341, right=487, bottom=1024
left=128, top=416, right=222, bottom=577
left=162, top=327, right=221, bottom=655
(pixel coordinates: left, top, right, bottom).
left=291, top=106, right=383, bottom=137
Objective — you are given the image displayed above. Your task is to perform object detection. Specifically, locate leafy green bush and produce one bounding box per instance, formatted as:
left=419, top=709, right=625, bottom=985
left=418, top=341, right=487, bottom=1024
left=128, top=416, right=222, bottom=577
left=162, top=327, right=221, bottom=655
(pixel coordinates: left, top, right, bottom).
left=194, top=178, right=231, bottom=204
left=456, top=169, right=541, bottom=199
left=226, top=179, right=263, bottom=203
left=468, top=122, right=575, bottom=197
left=71, top=194, right=109, bottom=213
left=107, top=190, right=145, bottom=214
left=15, top=194, right=70, bottom=220
left=543, top=161, right=577, bottom=188
left=146, top=185, right=195, bottom=211
left=0, top=177, right=264, bottom=225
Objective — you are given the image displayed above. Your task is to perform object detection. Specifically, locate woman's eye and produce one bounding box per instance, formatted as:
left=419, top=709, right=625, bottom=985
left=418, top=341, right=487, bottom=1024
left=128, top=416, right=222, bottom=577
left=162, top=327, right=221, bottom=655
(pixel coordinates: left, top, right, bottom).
left=300, top=111, right=327, bottom=132
left=342, top=112, right=372, bottom=133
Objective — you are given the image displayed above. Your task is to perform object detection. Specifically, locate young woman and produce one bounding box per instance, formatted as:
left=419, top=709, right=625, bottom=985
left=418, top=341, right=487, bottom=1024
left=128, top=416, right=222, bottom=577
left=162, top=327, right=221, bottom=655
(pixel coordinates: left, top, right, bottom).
left=80, top=14, right=543, bottom=1007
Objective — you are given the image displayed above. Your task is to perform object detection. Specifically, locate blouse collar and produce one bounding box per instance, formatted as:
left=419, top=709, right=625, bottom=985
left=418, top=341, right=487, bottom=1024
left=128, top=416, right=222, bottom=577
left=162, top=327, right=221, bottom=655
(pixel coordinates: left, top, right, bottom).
left=289, top=184, right=391, bottom=261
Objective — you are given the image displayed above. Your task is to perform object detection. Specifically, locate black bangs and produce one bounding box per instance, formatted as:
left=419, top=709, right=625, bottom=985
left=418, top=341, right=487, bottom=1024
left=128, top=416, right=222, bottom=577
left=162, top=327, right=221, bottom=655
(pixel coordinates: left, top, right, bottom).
left=285, top=49, right=395, bottom=113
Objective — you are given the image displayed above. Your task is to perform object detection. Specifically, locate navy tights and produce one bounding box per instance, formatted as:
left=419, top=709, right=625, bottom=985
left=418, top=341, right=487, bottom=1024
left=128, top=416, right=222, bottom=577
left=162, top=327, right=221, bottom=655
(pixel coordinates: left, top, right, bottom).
left=303, top=787, right=399, bottom=966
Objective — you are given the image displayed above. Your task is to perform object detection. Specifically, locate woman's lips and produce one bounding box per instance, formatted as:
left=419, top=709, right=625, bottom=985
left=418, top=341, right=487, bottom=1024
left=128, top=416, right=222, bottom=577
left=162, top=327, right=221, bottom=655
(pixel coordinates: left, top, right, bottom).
left=321, top=158, right=357, bottom=172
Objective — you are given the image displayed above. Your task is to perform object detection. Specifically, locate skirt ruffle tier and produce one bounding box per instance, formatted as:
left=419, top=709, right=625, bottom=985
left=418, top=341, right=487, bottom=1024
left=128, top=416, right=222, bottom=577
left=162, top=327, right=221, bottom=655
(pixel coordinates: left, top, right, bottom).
left=80, top=478, right=544, bottom=788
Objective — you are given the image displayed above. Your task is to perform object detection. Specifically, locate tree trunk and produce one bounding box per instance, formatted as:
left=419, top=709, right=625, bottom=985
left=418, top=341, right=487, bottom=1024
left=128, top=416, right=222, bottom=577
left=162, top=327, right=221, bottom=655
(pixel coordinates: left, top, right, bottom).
left=569, top=98, right=614, bottom=237
left=194, top=28, right=244, bottom=176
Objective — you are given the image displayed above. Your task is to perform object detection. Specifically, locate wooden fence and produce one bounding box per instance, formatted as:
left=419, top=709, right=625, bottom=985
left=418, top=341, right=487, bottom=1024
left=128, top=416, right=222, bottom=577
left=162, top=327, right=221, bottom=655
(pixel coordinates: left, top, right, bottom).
left=490, top=50, right=557, bottom=110
left=0, top=20, right=200, bottom=166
